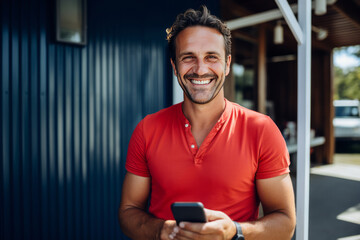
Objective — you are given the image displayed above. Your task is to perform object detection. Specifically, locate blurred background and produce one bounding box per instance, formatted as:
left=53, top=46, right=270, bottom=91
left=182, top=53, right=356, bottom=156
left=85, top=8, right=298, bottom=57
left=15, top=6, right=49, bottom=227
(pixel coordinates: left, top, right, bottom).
left=1, top=0, right=359, bottom=239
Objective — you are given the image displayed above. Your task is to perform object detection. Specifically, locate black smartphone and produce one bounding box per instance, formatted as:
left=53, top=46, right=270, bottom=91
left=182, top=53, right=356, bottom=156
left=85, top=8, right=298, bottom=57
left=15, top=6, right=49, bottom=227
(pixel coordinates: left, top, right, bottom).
left=171, top=202, right=207, bottom=225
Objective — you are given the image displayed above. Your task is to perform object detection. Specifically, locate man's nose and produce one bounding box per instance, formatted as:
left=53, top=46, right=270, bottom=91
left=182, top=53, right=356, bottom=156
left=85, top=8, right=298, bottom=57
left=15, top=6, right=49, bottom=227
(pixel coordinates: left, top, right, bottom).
left=193, top=59, right=208, bottom=76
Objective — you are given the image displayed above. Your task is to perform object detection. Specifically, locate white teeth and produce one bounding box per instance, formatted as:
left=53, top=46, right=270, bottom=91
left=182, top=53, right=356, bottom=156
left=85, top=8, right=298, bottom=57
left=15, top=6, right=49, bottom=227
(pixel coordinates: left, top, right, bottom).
left=191, top=79, right=211, bottom=85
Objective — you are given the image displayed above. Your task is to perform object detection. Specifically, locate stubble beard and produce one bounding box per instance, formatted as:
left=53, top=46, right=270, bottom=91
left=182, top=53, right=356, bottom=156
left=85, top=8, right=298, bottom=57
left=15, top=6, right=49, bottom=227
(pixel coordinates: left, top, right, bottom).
left=177, top=72, right=225, bottom=105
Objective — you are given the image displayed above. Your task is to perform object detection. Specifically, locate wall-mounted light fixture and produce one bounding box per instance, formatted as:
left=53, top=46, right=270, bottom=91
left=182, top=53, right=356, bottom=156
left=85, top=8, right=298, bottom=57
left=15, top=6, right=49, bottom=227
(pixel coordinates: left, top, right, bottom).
left=312, top=26, right=328, bottom=40
left=274, top=21, right=284, bottom=44
left=315, top=0, right=327, bottom=15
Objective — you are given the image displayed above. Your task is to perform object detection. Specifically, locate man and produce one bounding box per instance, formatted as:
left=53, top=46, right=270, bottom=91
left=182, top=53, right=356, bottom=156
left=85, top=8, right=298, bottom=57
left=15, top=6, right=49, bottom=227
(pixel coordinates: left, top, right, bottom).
left=119, top=6, right=296, bottom=240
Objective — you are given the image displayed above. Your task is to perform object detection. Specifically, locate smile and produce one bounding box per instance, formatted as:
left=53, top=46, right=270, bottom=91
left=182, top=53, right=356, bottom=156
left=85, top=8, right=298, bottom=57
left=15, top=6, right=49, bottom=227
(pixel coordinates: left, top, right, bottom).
left=190, top=79, right=213, bottom=85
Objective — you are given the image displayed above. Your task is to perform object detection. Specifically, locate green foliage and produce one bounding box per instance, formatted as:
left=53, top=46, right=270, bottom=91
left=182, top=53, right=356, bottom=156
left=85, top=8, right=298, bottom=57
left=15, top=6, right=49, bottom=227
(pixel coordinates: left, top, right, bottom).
left=348, top=45, right=360, bottom=58
left=334, top=46, right=360, bottom=100
left=334, top=65, right=360, bottom=100
left=336, top=45, right=360, bottom=58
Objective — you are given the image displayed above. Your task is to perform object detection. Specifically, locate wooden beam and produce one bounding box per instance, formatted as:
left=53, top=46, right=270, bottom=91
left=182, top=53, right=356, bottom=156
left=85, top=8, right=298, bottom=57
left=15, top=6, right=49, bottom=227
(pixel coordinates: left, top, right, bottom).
left=327, top=51, right=335, bottom=164
left=332, top=0, right=360, bottom=28
left=312, top=38, right=332, bottom=51
left=221, top=0, right=253, bottom=21
left=257, top=25, right=267, bottom=114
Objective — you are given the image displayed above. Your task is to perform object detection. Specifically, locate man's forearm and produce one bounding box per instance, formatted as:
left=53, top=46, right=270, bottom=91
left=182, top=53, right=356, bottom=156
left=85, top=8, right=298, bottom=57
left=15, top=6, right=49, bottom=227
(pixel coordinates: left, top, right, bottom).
left=119, top=206, right=165, bottom=240
left=240, top=212, right=296, bottom=240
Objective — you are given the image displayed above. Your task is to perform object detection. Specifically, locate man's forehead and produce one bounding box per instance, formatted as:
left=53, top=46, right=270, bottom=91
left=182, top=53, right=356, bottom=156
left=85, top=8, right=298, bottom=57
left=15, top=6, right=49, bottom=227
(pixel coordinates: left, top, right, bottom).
left=175, top=26, right=225, bottom=54
left=176, top=26, right=223, bottom=41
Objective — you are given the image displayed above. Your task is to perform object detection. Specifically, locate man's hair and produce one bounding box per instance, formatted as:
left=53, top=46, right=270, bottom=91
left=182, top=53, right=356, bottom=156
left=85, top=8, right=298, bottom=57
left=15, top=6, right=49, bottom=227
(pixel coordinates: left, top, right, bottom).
left=166, top=6, right=232, bottom=64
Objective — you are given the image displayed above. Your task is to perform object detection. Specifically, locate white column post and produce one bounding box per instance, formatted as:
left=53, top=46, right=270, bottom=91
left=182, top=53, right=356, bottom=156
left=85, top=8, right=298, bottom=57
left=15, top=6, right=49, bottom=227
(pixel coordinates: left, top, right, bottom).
left=296, top=0, right=312, bottom=239
left=173, top=74, right=183, bottom=104
left=228, top=0, right=313, bottom=237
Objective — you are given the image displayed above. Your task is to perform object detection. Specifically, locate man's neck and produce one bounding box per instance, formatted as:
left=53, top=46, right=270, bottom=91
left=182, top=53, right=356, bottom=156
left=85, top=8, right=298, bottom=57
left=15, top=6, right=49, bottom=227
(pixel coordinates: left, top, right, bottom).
left=182, top=93, right=226, bottom=129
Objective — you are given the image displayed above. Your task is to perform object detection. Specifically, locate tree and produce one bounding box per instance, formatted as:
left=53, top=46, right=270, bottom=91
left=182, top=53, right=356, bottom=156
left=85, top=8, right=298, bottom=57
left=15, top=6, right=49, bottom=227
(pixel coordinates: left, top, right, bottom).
left=334, top=65, right=360, bottom=100
left=349, top=45, right=360, bottom=58
left=337, top=45, right=360, bottom=58
left=333, top=45, right=360, bottom=100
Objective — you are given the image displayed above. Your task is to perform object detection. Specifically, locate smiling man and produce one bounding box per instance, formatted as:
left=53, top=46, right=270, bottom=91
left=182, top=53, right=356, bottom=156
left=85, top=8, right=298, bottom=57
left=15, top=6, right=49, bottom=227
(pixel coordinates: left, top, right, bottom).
left=119, top=6, right=296, bottom=240
left=172, top=26, right=230, bottom=105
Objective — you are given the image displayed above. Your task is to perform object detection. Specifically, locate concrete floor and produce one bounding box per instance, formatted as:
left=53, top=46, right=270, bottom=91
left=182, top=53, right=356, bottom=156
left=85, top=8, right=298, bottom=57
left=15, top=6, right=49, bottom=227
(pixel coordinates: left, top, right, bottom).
left=334, top=154, right=360, bottom=165
left=311, top=154, right=360, bottom=182
left=308, top=173, right=360, bottom=240
left=296, top=153, right=360, bottom=240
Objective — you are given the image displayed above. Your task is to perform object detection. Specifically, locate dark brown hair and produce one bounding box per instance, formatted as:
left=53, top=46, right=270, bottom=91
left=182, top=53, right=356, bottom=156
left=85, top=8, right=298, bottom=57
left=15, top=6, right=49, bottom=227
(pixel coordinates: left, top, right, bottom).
left=166, top=6, right=232, bottom=64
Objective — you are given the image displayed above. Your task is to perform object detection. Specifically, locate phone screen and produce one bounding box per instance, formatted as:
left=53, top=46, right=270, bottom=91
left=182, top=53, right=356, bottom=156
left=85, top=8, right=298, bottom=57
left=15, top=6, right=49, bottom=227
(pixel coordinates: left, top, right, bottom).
left=171, top=202, right=207, bottom=224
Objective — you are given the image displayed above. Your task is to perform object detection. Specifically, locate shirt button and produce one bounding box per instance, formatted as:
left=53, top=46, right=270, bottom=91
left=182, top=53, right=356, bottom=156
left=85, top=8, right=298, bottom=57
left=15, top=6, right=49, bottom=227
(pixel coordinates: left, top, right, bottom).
left=185, top=124, right=189, bottom=127
left=191, top=144, right=195, bottom=148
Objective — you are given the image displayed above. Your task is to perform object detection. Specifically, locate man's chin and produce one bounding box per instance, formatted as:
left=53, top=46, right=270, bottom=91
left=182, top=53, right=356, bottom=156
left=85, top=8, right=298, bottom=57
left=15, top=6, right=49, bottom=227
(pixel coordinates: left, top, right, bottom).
left=192, top=100, right=211, bottom=104
left=187, top=95, right=214, bottom=104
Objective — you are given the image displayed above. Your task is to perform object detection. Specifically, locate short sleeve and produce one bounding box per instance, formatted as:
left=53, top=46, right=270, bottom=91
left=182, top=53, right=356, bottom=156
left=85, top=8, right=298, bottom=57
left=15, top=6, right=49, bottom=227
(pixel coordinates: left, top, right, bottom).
left=256, top=117, right=290, bottom=179
left=125, top=120, right=150, bottom=177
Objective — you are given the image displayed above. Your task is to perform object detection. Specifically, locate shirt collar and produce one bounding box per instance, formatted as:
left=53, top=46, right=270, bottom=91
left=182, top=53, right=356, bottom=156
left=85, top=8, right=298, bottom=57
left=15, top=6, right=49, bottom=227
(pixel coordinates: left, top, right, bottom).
left=178, top=98, right=231, bottom=125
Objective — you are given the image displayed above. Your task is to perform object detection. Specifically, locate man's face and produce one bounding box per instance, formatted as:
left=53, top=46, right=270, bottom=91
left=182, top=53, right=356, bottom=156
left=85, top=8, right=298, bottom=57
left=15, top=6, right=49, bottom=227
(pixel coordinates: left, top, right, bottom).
left=171, top=26, right=231, bottom=104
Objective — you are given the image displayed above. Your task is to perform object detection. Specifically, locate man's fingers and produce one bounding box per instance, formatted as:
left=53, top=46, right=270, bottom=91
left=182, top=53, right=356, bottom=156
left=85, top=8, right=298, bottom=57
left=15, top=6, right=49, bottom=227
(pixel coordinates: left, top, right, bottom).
left=178, top=221, right=222, bottom=235
left=204, top=208, right=228, bottom=221
left=171, top=209, right=234, bottom=239
left=161, top=220, right=177, bottom=240
left=175, top=219, right=235, bottom=240
left=178, top=221, right=209, bottom=234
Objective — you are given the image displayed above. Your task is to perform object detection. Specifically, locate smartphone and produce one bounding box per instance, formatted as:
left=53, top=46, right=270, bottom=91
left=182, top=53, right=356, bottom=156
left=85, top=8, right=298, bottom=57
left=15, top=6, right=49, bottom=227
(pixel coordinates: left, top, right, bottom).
left=171, top=202, right=207, bottom=225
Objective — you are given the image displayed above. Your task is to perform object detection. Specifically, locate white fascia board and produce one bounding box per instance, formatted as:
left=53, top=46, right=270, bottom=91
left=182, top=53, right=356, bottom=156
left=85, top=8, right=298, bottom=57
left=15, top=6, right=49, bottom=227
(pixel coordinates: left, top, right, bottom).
left=275, top=0, right=304, bottom=44
left=226, top=0, right=337, bottom=32
left=226, top=4, right=298, bottom=30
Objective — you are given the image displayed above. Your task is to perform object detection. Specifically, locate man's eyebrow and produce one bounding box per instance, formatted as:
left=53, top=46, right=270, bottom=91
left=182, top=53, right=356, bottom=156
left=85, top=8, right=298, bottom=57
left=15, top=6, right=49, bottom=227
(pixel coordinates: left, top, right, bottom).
left=178, top=52, right=194, bottom=58
left=178, top=51, right=222, bottom=58
left=206, top=51, right=221, bottom=56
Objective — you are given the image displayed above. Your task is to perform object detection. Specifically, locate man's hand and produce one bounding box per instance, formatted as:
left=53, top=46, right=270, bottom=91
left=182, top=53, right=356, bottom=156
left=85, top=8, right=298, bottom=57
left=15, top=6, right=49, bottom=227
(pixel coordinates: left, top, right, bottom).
left=160, top=220, right=177, bottom=240
left=169, top=209, right=236, bottom=240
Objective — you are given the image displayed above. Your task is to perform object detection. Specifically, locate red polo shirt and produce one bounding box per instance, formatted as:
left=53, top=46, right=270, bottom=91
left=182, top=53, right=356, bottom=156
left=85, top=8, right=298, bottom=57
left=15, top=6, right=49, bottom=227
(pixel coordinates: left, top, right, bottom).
left=125, top=99, right=290, bottom=221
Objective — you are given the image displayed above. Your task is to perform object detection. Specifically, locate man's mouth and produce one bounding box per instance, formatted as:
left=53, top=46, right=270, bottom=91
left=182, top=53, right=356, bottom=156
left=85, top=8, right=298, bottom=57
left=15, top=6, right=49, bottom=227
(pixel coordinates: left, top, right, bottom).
left=184, top=73, right=217, bottom=86
left=190, top=79, right=212, bottom=85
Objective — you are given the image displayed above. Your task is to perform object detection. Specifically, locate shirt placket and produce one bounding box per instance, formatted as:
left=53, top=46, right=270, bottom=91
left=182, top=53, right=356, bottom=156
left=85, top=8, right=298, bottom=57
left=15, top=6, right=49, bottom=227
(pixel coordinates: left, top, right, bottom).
left=184, top=120, right=198, bottom=156
left=195, top=120, right=224, bottom=164
left=184, top=119, right=225, bottom=164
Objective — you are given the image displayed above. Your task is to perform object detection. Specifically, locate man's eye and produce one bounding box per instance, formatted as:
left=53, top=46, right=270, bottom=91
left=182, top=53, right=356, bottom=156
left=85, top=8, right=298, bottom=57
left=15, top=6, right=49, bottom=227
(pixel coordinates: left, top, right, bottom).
left=182, top=56, right=194, bottom=62
left=207, top=55, right=218, bottom=60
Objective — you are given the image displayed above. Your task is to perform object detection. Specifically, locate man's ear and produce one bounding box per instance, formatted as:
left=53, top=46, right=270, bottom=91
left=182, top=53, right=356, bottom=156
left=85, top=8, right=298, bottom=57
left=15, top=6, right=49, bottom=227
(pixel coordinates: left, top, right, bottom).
left=225, top=55, right=232, bottom=76
left=170, top=59, right=177, bottom=76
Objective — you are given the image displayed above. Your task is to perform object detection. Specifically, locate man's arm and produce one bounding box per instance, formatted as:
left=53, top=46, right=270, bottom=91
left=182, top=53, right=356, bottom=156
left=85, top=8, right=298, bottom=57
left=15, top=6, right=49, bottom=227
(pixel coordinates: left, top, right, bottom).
left=241, top=173, right=296, bottom=239
left=118, top=172, right=176, bottom=240
left=172, top=173, right=296, bottom=240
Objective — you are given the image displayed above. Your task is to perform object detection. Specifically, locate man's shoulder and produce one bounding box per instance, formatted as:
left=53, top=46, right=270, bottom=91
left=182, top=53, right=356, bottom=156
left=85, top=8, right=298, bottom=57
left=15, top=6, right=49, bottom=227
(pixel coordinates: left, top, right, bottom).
left=228, top=100, right=270, bottom=123
left=143, top=102, right=182, bottom=124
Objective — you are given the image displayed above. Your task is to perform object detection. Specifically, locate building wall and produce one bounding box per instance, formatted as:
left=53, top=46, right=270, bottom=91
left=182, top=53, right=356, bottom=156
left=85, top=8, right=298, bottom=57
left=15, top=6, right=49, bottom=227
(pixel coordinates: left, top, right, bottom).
left=267, top=50, right=334, bottom=164
left=311, top=50, right=334, bottom=164
left=0, top=0, right=219, bottom=239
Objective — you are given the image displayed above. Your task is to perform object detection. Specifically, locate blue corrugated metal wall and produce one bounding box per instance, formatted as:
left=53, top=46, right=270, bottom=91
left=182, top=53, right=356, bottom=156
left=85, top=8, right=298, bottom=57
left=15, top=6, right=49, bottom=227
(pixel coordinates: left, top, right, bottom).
left=1, top=0, right=219, bottom=239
